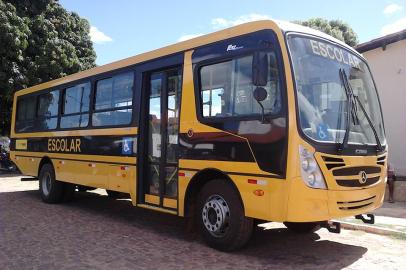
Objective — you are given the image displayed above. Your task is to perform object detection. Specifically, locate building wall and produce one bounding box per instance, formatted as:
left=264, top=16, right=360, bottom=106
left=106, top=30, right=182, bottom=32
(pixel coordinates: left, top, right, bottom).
left=362, top=39, right=406, bottom=176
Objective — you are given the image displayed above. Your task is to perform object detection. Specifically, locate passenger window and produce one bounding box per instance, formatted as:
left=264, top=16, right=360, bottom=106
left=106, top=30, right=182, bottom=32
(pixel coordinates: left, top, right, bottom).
left=61, top=82, right=91, bottom=128
left=200, top=52, right=281, bottom=118
left=17, top=98, right=36, bottom=121
left=93, top=72, right=134, bottom=127
left=37, top=90, right=59, bottom=130
left=16, top=97, right=37, bottom=132
left=95, top=73, right=133, bottom=110
left=38, top=90, right=59, bottom=117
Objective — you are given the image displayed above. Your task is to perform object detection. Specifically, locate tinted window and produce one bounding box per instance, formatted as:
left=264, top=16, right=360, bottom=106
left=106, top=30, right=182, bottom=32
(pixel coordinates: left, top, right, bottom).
left=93, top=72, right=134, bottom=127
left=200, top=52, right=281, bottom=118
left=64, top=82, right=90, bottom=114
left=17, top=98, right=36, bottom=121
left=38, top=91, right=59, bottom=117
left=61, top=114, right=89, bottom=129
left=95, top=73, right=133, bottom=110
left=61, top=82, right=90, bottom=129
left=37, top=90, right=59, bottom=130
left=16, top=97, right=37, bottom=132
left=93, top=109, right=132, bottom=126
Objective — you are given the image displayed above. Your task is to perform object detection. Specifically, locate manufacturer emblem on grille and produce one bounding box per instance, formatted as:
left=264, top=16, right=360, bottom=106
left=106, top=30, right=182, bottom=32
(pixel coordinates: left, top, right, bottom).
left=359, top=171, right=368, bottom=184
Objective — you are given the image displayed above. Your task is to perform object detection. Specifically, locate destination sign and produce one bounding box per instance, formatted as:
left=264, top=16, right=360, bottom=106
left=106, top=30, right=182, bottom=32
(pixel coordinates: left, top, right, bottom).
left=48, top=138, right=82, bottom=153
left=309, top=40, right=362, bottom=69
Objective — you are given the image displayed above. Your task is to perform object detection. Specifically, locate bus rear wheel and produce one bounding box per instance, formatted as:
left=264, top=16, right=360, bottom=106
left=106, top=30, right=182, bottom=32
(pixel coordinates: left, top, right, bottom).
left=197, top=179, right=253, bottom=251
left=39, top=164, right=65, bottom=203
left=283, top=222, right=320, bottom=233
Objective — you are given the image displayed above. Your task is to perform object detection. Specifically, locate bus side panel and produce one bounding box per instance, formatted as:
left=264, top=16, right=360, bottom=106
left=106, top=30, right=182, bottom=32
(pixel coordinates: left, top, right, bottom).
left=178, top=159, right=289, bottom=221
left=178, top=50, right=290, bottom=221
left=53, top=159, right=136, bottom=195
left=54, top=159, right=108, bottom=189
left=13, top=155, right=41, bottom=177
left=107, top=164, right=135, bottom=193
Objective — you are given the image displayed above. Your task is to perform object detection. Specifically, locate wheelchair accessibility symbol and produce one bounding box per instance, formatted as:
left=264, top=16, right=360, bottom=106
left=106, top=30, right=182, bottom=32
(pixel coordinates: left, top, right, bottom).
left=317, top=124, right=329, bottom=141
left=122, top=137, right=133, bottom=155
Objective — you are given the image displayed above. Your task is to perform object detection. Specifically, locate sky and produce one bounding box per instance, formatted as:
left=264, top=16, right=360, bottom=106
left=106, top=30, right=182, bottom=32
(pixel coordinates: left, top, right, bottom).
left=59, top=0, right=406, bottom=66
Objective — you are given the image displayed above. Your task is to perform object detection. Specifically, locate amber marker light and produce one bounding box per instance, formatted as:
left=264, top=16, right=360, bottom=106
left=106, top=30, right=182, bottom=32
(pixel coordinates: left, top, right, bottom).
left=253, top=189, right=265, bottom=196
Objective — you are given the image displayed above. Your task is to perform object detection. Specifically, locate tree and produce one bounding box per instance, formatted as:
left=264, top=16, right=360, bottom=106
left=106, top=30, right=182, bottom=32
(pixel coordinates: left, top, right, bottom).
left=0, top=0, right=96, bottom=135
left=293, top=18, right=359, bottom=47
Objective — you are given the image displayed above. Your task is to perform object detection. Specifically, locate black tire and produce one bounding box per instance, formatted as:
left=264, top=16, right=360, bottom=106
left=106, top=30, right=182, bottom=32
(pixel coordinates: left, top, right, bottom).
left=197, top=179, right=253, bottom=251
left=8, top=162, right=17, bottom=172
left=106, top=190, right=121, bottom=199
left=38, top=163, right=64, bottom=203
left=283, top=222, right=320, bottom=234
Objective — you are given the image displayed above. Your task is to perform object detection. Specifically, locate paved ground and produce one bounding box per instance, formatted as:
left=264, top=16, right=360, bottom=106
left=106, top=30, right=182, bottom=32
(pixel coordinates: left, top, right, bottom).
left=374, top=201, right=406, bottom=219
left=339, top=201, right=406, bottom=234
left=1, top=173, right=406, bottom=270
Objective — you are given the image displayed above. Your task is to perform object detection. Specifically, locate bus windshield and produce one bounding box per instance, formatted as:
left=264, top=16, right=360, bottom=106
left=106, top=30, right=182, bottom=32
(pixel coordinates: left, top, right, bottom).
left=287, top=35, right=386, bottom=147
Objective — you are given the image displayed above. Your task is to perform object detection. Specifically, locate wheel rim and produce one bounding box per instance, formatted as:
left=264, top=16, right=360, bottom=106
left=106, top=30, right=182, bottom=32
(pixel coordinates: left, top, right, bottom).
left=202, top=195, right=230, bottom=237
left=41, top=172, right=51, bottom=196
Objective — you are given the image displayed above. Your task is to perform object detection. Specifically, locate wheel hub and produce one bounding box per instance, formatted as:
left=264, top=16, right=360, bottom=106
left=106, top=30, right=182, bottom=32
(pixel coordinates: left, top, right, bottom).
left=42, top=172, right=51, bottom=196
left=202, top=195, right=230, bottom=237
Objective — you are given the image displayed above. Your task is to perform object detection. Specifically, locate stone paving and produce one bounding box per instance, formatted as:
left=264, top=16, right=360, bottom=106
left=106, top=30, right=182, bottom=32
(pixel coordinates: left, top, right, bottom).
left=1, top=173, right=406, bottom=270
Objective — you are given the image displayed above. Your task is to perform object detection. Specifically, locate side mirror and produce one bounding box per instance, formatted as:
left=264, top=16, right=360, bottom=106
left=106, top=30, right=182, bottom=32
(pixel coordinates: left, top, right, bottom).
left=253, top=87, right=268, bottom=123
left=252, top=52, right=269, bottom=86
left=253, top=87, right=268, bottom=102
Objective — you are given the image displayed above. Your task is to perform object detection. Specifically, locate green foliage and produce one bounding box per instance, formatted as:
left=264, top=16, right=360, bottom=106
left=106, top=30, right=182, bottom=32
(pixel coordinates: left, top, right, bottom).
left=293, top=18, right=359, bottom=47
left=0, top=0, right=96, bottom=135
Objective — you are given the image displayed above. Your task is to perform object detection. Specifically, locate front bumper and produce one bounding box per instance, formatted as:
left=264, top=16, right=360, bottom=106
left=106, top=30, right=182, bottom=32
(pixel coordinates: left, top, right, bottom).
left=285, top=177, right=385, bottom=222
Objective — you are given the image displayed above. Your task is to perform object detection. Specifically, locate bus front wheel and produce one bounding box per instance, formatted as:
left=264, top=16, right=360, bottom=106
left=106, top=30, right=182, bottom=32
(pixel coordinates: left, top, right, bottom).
left=197, top=179, right=253, bottom=251
left=283, top=222, right=320, bottom=233
left=39, top=164, right=65, bottom=203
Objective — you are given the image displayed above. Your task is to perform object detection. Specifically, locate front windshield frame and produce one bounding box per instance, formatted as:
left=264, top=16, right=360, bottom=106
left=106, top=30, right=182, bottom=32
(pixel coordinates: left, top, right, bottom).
left=285, top=32, right=386, bottom=155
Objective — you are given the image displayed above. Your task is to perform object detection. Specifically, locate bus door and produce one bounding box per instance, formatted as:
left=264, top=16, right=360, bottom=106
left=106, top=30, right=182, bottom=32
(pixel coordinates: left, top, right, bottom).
left=139, top=67, right=182, bottom=210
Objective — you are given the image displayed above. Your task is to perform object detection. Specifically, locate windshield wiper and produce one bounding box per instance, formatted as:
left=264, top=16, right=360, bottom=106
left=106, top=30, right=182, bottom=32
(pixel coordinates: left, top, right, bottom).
left=338, top=68, right=353, bottom=152
left=339, top=68, right=383, bottom=152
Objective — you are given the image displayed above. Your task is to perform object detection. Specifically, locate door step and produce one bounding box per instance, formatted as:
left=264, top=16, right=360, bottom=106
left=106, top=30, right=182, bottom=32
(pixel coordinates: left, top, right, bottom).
left=137, top=204, right=177, bottom=215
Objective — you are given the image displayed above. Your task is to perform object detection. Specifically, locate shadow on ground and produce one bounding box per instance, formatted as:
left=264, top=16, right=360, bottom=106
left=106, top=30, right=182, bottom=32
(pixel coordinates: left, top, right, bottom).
left=0, top=189, right=367, bottom=269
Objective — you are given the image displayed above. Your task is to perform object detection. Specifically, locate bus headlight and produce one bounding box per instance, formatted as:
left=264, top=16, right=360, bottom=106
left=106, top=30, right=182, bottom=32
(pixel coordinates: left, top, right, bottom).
left=299, top=145, right=327, bottom=189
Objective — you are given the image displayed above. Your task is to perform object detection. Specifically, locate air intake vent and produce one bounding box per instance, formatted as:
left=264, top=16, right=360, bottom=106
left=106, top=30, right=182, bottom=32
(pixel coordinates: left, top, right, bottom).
left=322, top=156, right=345, bottom=170
left=323, top=157, right=344, bottom=162
left=336, top=176, right=380, bottom=187
left=377, top=155, right=386, bottom=166
left=337, top=195, right=376, bottom=210
left=332, top=166, right=381, bottom=176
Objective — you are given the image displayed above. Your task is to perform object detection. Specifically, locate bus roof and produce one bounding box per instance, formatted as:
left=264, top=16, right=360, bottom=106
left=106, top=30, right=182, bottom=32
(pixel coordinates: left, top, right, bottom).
left=16, top=19, right=361, bottom=96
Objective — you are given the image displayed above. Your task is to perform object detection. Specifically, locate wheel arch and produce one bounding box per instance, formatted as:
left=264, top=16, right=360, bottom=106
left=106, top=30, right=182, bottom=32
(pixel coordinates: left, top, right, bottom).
left=37, top=156, right=53, bottom=178
left=183, top=168, right=244, bottom=218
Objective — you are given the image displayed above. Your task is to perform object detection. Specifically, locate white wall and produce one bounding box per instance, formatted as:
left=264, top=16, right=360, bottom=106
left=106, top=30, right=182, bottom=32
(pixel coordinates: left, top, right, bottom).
left=362, top=39, right=406, bottom=176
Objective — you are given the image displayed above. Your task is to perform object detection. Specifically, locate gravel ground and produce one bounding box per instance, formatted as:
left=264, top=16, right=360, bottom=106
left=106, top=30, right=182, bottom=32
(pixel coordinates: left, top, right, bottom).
left=1, top=173, right=405, bottom=270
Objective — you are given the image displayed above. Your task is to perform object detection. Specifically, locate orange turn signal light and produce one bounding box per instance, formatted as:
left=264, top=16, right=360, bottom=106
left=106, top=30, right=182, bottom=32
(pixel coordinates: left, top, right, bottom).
left=253, top=189, right=264, bottom=196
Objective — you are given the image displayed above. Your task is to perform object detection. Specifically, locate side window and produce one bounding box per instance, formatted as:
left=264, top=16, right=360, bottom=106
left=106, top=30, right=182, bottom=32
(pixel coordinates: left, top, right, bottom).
left=16, top=97, right=37, bottom=132
left=93, top=72, right=134, bottom=127
left=61, top=82, right=91, bottom=129
left=200, top=52, right=281, bottom=118
left=37, top=90, right=59, bottom=130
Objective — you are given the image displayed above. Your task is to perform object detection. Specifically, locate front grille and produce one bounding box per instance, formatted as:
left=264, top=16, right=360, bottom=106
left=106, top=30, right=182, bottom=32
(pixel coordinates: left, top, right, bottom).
left=333, top=166, right=381, bottom=188
left=337, top=195, right=376, bottom=210
left=322, top=156, right=345, bottom=170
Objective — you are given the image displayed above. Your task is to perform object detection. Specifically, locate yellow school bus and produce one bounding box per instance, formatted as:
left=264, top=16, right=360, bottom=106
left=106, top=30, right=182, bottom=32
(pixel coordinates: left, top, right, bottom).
left=10, top=20, right=387, bottom=251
